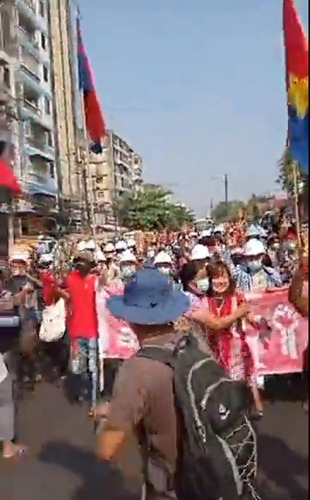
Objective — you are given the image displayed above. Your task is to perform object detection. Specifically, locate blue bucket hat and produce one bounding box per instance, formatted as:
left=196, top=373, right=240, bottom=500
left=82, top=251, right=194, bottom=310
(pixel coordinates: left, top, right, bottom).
left=107, top=266, right=190, bottom=325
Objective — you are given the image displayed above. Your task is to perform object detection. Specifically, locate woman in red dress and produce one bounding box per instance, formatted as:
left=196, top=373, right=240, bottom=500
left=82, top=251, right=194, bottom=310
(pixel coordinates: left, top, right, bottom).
left=191, top=261, right=264, bottom=417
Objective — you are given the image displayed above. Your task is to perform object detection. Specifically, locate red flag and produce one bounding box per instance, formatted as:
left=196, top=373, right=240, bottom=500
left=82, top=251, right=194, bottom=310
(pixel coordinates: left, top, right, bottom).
left=0, top=160, right=21, bottom=194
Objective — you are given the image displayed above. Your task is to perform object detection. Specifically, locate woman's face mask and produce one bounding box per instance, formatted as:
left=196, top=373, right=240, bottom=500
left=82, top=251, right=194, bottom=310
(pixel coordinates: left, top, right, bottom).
left=11, top=265, right=26, bottom=276
left=196, top=277, right=210, bottom=292
left=121, top=265, right=136, bottom=279
left=247, top=259, right=263, bottom=273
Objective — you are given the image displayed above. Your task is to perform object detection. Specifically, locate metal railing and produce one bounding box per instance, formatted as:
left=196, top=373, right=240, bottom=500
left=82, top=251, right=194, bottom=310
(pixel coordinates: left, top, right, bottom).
left=20, top=63, right=40, bottom=83
left=17, top=0, right=36, bottom=13
left=17, top=25, right=39, bottom=50
left=22, top=98, right=41, bottom=114
left=27, top=136, right=52, bottom=151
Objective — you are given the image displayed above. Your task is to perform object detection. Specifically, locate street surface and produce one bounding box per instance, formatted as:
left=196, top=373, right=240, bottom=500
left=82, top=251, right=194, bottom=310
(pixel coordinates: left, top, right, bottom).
left=0, top=381, right=308, bottom=500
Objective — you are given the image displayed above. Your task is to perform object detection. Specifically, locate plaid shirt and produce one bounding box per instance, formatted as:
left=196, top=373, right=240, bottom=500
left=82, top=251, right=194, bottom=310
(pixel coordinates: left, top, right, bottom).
left=219, top=250, right=283, bottom=292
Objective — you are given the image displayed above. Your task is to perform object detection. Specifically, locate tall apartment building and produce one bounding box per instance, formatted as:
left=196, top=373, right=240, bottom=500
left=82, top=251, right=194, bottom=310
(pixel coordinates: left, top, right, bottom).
left=49, top=0, right=81, bottom=210
left=0, top=1, right=16, bottom=158
left=14, top=0, right=57, bottom=201
left=87, top=129, right=144, bottom=227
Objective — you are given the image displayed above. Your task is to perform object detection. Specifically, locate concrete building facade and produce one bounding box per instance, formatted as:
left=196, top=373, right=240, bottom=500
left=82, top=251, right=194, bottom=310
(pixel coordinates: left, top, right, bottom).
left=49, top=0, right=80, bottom=209
left=14, top=0, right=58, bottom=200
left=86, top=129, right=144, bottom=227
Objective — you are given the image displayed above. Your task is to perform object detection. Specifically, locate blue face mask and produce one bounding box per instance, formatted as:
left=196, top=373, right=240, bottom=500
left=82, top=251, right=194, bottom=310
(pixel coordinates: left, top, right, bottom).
left=121, top=265, right=136, bottom=279
left=196, top=278, right=210, bottom=292
left=247, top=259, right=263, bottom=273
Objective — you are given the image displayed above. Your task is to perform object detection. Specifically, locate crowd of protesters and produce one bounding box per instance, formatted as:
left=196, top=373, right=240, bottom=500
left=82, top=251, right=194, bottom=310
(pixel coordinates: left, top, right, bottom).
left=0, top=211, right=308, bottom=499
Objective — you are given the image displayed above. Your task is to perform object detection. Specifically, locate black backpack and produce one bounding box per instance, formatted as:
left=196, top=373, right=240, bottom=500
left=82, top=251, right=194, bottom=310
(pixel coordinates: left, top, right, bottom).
left=137, top=333, right=261, bottom=500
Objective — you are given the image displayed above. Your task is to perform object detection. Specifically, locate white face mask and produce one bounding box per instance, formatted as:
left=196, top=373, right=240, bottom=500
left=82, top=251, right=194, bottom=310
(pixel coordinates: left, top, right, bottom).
left=247, top=259, right=263, bottom=273
left=157, top=266, right=171, bottom=275
left=121, top=265, right=136, bottom=279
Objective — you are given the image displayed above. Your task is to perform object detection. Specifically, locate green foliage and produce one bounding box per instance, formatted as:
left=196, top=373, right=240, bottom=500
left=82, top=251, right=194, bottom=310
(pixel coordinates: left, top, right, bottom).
left=277, top=148, right=307, bottom=196
left=116, top=186, right=194, bottom=231
left=211, top=200, right=246, bottom=222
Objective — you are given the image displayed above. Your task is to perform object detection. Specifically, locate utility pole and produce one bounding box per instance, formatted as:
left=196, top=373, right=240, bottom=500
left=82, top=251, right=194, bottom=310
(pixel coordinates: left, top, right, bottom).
left=224, top=173, right=228, bottom=214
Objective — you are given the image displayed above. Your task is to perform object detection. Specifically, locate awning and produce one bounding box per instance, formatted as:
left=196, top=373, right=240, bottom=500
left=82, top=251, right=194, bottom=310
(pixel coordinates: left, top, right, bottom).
left=0, top=159, right=21, bottom=194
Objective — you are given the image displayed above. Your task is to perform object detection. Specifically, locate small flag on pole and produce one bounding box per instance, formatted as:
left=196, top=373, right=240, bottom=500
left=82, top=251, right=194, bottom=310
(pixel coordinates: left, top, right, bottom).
left=283, top=0, right=308, bottom=174
left=77, top=16, right=106, bottom=154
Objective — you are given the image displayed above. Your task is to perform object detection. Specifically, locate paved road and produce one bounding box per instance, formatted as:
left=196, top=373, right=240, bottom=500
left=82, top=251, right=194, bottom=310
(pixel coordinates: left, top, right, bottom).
left=0, top=381, right=308, bottom=500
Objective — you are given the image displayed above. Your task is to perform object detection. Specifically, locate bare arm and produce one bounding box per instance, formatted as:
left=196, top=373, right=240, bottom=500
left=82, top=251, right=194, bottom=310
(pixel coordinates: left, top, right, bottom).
left=25, top=273, right=43, bottom=288
left=289, top=271, right=308, bottom=318
left=190, top=304, right=248, bottom=331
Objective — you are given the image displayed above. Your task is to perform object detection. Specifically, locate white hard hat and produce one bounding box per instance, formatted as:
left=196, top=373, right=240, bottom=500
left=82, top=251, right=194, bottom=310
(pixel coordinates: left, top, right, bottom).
left=39, top=254, right=53, bottom=264
left=200, top=229, right=212, bottom=238
left=245, top=225, right=261, bottom=238
left=190, top=244, right=210, bottom=261
left=115, top=240, right=127, bottom=251
left=77, top=241, right=87, bottom=252
left=214, top=224, right=225, bottom=234
left=84, top=239, right=96, bottom=250
left=104, top=242, right=115, bottom=253
left=119, top=250, right=137, bottom=264
left=126, top=238, right=136, bottom=248
left=154, top=251, right=172, bottom=265
left=243, top=238, right=265, bottom=257
left=95, top=250, right=106, bottom=262
left=9, top=253, right=29, bottom=264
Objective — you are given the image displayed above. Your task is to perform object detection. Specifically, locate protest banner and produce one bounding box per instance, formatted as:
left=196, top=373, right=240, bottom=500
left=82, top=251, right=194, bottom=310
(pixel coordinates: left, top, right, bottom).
left=245, top=287, right=308, bottom=375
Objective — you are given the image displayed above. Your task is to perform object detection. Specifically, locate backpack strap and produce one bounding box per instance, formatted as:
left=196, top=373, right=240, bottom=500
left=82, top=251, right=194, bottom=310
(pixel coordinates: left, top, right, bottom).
left=136, top=344, right=175, bottom=367
left=136, top=334, right=194, bottom=367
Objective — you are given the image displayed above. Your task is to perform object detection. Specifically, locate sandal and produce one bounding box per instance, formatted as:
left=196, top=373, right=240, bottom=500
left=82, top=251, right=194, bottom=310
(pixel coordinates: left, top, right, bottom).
left=3, top=445, right=28, bottom=461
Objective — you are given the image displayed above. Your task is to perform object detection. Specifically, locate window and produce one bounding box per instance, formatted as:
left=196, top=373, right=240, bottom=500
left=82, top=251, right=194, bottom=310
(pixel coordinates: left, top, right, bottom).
left=39, top=1, right=45, bottom=17
left=47, top=131, right=53, bottom=147
left=44, top=97, right=51, bottom=115
left=43, top=66, right=48, bottom=82
left=49, top=163, right=55, bottom=178
left=3, top=67, right=10, bottom=88
left=41, top=33, right=46, bottom=50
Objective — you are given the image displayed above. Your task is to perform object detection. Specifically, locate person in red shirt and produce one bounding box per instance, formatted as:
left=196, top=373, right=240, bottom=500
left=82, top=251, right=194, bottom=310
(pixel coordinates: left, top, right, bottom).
left=61, top=251, right=99, bottom=416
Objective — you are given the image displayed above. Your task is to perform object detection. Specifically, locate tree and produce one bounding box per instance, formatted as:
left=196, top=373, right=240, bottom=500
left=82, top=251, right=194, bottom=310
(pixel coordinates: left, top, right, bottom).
left=211, top=200, right=246, bottom=222
left=117, top=185, right=194, bottom=231
left=277, top=148, right=307, bottom=197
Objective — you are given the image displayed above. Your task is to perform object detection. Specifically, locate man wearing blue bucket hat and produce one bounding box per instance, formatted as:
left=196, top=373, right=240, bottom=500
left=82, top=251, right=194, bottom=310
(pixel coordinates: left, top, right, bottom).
left=107, top=266, right=190, bottom=326
left=97, top=266, right=190, bottom=499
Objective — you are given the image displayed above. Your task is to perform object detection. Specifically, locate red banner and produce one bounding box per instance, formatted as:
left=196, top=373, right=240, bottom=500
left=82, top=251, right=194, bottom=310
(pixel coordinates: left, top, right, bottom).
left=244, top=288, right=308, bottom=375
left=96, top=285, right=308, bottom=375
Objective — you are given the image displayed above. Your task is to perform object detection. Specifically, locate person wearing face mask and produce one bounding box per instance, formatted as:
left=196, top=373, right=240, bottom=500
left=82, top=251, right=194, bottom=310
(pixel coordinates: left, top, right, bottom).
left=8, top=254, right=41, bottom=390
left=232, top=239, right=283, bottom=292
left=190, top=262, right=264, bottom=418
left=153, top=251, right=173, bottom=276
left=58, top=251, right=99, bottom=416
left=119, top=250, right=138, bottom=282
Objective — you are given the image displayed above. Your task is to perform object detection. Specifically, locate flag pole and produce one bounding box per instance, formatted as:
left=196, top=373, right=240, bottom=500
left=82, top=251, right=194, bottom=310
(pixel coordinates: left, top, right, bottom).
left=79, top=92, right=96, bottom=237
left=292, top=161, right=302, bottom=245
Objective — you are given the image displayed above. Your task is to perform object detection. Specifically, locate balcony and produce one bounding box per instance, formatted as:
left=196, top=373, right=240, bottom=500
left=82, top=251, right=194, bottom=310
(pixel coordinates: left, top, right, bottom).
left=20, top=98, right=41, bottom=119
left=24, top=178, right=58, bottom=197
left=16, top=0, right=37, bottom=25
left=19, top=62, right=42, bottom=95
left=17, top=26, right=43, bottom=61
left=26, top=137, right=55, bottom=161
left=25, top=161, right=58, bottom=196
